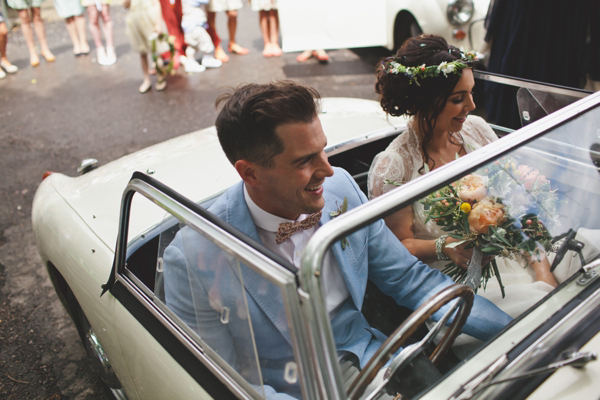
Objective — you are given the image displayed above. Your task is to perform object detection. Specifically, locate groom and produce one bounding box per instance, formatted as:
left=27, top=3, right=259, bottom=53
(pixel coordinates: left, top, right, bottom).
left=163, top=81, right=512, bottom=398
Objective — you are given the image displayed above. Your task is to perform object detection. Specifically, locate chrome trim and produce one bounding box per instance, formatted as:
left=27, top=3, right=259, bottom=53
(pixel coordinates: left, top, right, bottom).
left=114, top=179, right=323, bottom=400
left=299, top=90, right=600, bottom=400
left=471, top=287, right=600, bottom=399
left=325, top=123, right=408, bottom=157
left=473, top=71, right=592, bottom=99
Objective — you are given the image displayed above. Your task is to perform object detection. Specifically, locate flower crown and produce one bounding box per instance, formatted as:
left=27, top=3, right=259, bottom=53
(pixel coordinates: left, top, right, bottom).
left=384, top=48, right=478, bottom=86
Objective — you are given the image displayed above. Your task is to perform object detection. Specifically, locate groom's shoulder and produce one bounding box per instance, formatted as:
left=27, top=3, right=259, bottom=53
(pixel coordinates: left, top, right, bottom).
left=325, top=167, right=367, bottom=204
left=207, top=180, right=244, bottom=219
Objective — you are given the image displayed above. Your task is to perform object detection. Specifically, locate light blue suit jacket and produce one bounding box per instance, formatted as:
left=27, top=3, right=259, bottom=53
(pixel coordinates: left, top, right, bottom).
left=164, top=167, right=511, bottom=398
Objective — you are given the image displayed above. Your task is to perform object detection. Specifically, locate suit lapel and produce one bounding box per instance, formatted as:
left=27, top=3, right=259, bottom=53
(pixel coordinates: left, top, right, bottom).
left=322, top=177, right=365, bottom=311
left=224, top=182, right=293, bottom=345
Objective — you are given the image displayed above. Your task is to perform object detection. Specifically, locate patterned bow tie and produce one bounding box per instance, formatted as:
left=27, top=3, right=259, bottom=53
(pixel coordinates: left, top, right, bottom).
left=275, top=211, right=322, bottom=244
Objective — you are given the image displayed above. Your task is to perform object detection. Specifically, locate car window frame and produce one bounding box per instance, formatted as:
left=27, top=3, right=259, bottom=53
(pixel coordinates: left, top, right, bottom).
left=108, top=172, right=328, bottom=400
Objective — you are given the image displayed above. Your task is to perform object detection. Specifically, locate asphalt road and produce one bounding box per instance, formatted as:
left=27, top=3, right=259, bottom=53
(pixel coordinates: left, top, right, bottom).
left=0, top=3, right=390, bottom=399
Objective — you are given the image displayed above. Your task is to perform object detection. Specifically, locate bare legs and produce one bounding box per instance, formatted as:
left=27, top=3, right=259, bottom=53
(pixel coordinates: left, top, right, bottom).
left=139, top=53, right=151, bottom=93
left=0, top=21, right=18, bottom=77
left=87, top=4, right=115, bottom=65
left=207, top=9, right=248, bottom=62
left=65, top=15, right=88, bottom=55
left=17, top=7, right=54, bottom=66
left=226, top=10, right=247, bottom=55
left=258, top=10, right=281, bottom=57
left=207, top=10, right=227, bottom=62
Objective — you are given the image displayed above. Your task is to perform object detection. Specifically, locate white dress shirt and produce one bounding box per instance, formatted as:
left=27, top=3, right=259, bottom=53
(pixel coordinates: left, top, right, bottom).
left=244, top=185, right=350, bottom=317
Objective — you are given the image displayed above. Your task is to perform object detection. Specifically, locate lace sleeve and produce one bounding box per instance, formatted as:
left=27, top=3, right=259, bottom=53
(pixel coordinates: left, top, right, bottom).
left=464, top=115, right=498, bottom=149
left=368, top=149, right=411, bottom=199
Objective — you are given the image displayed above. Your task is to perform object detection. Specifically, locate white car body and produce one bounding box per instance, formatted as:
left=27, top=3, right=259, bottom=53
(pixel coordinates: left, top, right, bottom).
left=33, top=83, right=600, bottom=400
left=278, top=0, right=490, bottom=53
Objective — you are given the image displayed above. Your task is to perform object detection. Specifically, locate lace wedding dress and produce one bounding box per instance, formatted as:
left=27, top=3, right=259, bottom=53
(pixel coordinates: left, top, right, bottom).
left=368, top=115, right=554, bottom=319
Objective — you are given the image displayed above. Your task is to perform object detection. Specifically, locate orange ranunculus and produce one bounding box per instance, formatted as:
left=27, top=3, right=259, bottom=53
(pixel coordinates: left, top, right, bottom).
left=457, top=174, right=488, bottom=203
left=468, top=198, right=505, bottom=234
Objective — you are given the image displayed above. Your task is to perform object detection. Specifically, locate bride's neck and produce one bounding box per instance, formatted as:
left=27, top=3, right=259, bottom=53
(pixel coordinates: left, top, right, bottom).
left=413, top=115, right=450, bottom=152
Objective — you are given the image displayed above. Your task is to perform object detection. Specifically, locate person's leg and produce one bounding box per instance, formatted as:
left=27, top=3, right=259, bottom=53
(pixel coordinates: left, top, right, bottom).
left=226, top=9, right=247, bottom=54
left=208, top=10, right=228, bottom=62
left=139, top=53, right=152, bottom=93
left=75, top=14, right=89, bottom=54
left=268, top=9, right=281, bottom=56
left=258, top=10, right=271, bottom=57
left=17, top=9, right=40, bottom=66
left=0, top=21, right=8, bottom=61
left=0, top=21, right=15, bottom=75
left=64, top=16, right=82, bottom=55
left=87, top=5, right=105, bottom=56
left=31, top=7, right=55, bottom=61
left=100, top=4, right=116, bottom=63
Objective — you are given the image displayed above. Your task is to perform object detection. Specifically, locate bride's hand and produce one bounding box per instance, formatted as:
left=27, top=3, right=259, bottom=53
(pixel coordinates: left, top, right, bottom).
left=443, top=237, right=493, bottom=269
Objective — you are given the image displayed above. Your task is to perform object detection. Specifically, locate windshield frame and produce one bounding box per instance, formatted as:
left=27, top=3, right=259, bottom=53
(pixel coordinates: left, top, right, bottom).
left=299, top=90, right=600, bottom=398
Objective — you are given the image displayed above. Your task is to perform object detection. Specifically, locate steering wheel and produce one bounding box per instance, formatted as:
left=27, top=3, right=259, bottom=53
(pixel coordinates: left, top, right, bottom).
left=347, top=284, right=474, bottom=400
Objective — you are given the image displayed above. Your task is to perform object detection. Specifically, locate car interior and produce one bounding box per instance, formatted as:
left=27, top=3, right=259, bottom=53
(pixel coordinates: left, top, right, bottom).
left=121, top=73, right=600, bottom=399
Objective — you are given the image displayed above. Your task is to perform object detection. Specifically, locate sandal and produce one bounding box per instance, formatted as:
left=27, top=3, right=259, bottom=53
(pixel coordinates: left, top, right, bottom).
left=296, top=50, right=313, bottom=63
left=313, top=50, right=329, bottom=63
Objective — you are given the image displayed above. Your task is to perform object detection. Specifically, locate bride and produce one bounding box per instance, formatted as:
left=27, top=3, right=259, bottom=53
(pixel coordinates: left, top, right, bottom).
left=368, top=34, right=557, bottom=319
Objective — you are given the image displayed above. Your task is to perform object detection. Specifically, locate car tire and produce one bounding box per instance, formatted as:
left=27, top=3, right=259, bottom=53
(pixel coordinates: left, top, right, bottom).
left=74, top=305, right=129, bottom=400
left=46, top=263, right=128, bottom=400
left=393, top=12, right=423, bottom=51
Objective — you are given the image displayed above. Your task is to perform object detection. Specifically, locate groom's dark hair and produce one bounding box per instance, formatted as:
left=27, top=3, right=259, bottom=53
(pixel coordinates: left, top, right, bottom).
left=215, top=81, right=321, bottom=168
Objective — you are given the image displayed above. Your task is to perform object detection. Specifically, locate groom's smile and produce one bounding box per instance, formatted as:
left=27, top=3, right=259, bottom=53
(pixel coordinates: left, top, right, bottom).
left=247, top=117, right=334, bottom=221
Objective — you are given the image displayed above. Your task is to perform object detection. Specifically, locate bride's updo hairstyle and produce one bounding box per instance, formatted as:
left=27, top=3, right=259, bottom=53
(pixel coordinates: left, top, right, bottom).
left=376, top=34, right=473, bottom=172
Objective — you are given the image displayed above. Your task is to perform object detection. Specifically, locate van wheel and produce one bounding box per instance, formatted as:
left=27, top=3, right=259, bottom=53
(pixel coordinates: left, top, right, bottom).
left=393, top=12, right=423, bottom=51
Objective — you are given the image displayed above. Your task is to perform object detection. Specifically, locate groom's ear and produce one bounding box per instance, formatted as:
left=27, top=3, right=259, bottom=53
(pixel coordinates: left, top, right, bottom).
left=235, top=159, right=259, bottom=186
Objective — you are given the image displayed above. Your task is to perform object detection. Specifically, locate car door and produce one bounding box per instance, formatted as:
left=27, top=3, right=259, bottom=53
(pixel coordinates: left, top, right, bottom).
left=278, top=0, right=387, bottom=52
left=106, top=173, right=319, bottom=399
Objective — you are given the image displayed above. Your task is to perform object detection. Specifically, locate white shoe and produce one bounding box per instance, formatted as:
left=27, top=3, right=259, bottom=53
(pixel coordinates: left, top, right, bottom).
left=201, top=54, right=222, bottom=68
left=182, top=56, right=206, bottom=73
left=97, top=48, right=108, bottom=65
left=0, top=60, right=18, bottom=74
left=0, top=68, right=5, bottom=79
left=104, top=47, right=117, bottom=66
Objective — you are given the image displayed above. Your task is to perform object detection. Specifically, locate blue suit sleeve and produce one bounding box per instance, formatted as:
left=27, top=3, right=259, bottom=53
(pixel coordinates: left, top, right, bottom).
left=335, top=168, right=512, bottom=341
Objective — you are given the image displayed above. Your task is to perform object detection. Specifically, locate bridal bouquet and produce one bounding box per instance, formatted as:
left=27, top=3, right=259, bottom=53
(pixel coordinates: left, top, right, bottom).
left=422, top=156, right=559, bottom=297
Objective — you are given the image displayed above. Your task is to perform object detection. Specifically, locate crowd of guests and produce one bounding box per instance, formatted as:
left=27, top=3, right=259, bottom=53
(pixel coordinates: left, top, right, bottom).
left=0, top=0, right=330, bottom=89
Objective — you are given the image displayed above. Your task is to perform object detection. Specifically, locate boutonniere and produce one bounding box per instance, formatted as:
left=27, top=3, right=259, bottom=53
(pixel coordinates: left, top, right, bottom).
left=329, top=197, right=349, bottom=249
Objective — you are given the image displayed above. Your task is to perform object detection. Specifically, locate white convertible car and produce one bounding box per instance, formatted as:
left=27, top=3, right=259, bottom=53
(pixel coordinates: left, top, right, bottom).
left=33, top=74, right=600, bottom=400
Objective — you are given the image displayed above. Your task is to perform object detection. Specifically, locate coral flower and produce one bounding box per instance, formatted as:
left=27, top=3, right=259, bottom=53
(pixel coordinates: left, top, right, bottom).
left=468, top=199, right=505, bottom=234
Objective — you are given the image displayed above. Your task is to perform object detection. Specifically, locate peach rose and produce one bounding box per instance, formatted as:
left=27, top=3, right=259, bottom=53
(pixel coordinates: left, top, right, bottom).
left=468, top=198, right=506, bottom=234
left=457, top=174, right=488, bottom=203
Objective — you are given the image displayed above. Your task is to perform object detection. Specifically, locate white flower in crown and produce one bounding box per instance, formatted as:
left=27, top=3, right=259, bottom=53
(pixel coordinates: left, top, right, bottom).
left=438, top=61, right=456, bottom=76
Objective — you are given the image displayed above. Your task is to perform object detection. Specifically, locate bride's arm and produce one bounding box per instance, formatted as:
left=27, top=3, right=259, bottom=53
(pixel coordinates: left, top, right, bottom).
left=527, top=254, right=557, bottom=287
left=383, top=205, right=473, bottom=269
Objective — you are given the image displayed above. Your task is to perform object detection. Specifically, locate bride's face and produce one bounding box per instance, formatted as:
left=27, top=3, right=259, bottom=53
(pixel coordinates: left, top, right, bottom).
left=433, top=68, right=476, bottom=136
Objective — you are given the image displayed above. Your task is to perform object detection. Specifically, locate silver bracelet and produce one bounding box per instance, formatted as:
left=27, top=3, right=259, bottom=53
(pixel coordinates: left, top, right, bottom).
left=436, top=235, right=451, bottom=261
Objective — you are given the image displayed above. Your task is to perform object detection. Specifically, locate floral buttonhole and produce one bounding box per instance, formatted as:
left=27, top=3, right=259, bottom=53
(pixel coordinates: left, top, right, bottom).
left=330, top=197, right=349, bottom=250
